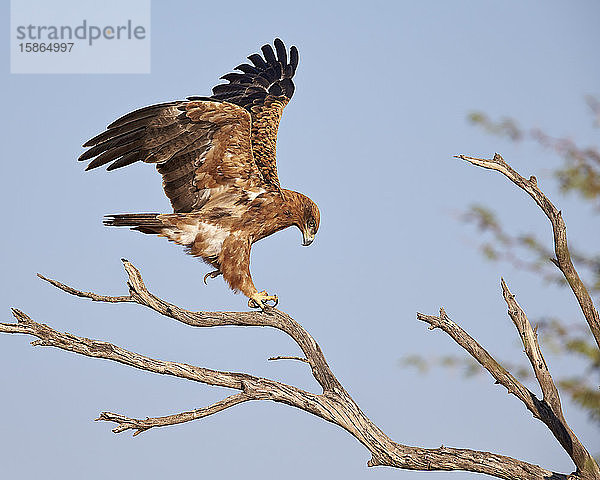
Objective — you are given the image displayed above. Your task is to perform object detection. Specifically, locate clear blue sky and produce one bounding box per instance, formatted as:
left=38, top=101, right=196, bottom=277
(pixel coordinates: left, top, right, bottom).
left=1, top=1, right=598, bottom=479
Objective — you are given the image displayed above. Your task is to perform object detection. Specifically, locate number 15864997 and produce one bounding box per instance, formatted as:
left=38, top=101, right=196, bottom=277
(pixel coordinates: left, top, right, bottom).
left=18, top=42, right=74, bottom=53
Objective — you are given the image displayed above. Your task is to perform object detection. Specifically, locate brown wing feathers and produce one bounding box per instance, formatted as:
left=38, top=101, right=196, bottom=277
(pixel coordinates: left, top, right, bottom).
left=79, top=102, right=182, bottom=171
left=80, top=102, right=220, bottom=213
left=80, top=39, right=298, bottom=210
left=189, top=39, right=298, bottom=189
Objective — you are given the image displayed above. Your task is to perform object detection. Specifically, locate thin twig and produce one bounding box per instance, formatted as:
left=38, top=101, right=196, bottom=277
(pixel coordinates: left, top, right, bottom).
left=500, top=279, right=562, bottom=412
left=268, top=355, right=309, bottom=363
left=37, top=273, right=132, bottom=303
left=417, top=308, right=541, bottom=414
left=96, top=392, right=252, bottom=436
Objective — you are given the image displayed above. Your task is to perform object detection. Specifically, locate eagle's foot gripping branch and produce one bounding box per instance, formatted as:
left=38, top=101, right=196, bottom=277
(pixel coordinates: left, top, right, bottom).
left=248, top=290, right=278, bottom=309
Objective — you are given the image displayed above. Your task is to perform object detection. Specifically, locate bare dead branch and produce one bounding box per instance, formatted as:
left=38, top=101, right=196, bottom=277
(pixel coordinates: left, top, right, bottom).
left=37, top=273, right=132, bottom=303
left=500, top=279, right=561, bottom=411
left=1, top=309, right=287, bottom=394
left=456, top=153, right=600, bottom=351
left=127, top=259, right=341, bottom=393
left=500, top=280, right=598, bottom=478
left=96, top=392, right=252, bottom=436
left=1, top=261, right=576, bottom=480
left=418, top=297, right=599, bottom=479
left=417, top=308, right=539, bottom=411
left=39, top=258, right=341, bottom=393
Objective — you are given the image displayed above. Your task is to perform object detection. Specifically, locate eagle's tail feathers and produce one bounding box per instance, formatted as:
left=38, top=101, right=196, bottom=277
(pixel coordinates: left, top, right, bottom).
left=104, top=213, right=164, bottom=234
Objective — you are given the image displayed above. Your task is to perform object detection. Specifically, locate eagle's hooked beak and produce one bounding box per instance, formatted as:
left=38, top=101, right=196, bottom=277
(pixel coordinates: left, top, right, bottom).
left=302, top=230, right=314, bottom=246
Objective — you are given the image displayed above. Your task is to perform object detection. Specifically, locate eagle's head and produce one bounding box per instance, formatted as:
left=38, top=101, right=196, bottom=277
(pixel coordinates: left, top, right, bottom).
left=299, top=196, right=320, bottom=247
left=282, top=190, right=320, bottom=246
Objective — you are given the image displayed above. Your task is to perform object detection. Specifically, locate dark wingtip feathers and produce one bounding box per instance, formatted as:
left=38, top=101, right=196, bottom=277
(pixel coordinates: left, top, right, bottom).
left=247, top=53, right=268, bottom=70
left=80, top=104, right=179, bottom=172
left=261, top=44, right=277, bottom=65
left=210, top=39, right=299, bottom=110
left=274, top=38, right=287, bottom=65
left=289, top=46, right=298, bottom=74
left=106, top=151, right=141, bottom=171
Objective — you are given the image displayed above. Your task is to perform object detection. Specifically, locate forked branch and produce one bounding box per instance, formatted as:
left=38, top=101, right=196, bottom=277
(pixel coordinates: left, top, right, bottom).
left=417, top=291, right=597, bottom=479
left=96, top=392, right=252, bottom=436
left=443, top=152, right=599, bottom=479
left=456, top=153, right=600, bottom=351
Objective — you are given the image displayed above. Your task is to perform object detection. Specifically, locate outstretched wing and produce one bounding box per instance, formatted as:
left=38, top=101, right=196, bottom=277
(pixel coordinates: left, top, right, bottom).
left=79, top=100, right=263, bottom=213
left=192, top=38, right=299, bottom=190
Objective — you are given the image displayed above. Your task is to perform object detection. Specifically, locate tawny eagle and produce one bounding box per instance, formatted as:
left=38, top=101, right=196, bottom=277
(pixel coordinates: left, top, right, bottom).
left=79, top=38, right=320, bottom=308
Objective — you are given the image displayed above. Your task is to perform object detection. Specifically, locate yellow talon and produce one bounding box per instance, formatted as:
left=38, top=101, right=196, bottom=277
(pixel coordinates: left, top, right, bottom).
left=248, top=290, right=278, bottom=309
left=203, top=270, right=222, bottom=285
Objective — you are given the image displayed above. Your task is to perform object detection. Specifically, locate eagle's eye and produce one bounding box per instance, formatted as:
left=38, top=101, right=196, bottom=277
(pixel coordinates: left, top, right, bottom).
left=307, top=218, right=316, bottom=230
